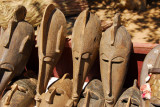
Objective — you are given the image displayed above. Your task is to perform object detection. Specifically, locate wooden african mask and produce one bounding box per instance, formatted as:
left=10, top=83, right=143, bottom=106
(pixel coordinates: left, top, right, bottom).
left=35, top=4, right=67, bottom=106
left=78, top=79, right=105, bottom=107
left=0, top=6, right=34, bottom=96
left=140, top=45, right=160, bottom=107
left=99, top=13, right=132, bottom=106
left=66, top=9, right=102, bottom=106
left=38, top=73, right=72, bottom=107
left=0, top=71, right=37, bottom=107
left=115, top=80, right=141, bottom=107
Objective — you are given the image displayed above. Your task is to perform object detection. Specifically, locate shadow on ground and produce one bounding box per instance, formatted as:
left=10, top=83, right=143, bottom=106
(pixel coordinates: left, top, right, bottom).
left=66, top=0, right=160, bottom=43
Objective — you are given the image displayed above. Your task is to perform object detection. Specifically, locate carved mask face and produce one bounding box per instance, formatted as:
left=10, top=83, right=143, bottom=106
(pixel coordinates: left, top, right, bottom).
left=71, top=9, right=101, bottom=104
left=115, top=80, right=141, bottom=107
left=0, top=6, right=34, bottom=95
left=78, top=79, right=105, bottom=107
left=36, top=4, right=67, bottom=97
left=100, top=25, right=132, bottom=106
left=39, top=74, right=73, bottom=107
left=0, top=74, right=37, bottom=107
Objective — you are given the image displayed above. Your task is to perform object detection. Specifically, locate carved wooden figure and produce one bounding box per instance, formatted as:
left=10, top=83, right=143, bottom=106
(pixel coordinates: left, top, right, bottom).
left=78, top=79, right=105, bottom=107
left=38, top=73, right=72, bottom=107
left=140, top=45, right=160, bottom=107
left=99, top=13, right=132, bottom=107
left=115, top=80, right=141, bottom=107
left=0, top=71, right=37, bottom=107
left=66, top=9, right=102, bottom=107
left=0, top=6, right=34, bottom=96
left=35, top=4, right=67, bottom=106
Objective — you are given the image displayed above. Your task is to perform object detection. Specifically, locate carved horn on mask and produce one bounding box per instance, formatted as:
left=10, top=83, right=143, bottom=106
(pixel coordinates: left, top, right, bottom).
left=110, top=13, right=121, bottom=45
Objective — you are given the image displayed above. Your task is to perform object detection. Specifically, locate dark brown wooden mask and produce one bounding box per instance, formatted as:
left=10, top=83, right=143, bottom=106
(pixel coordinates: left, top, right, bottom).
left=39, top=73, right=72, bottom=107
left=115, top=80, right=141, bottom=107
left=35, top=4, right=67, bottom=106
left=66, top=9, right=101, bottom=106
left=78, top=79, right=105, bottom=107
left=140, top=45, right=160, bottom=107
left=0, top=71, right=37, bottom=107
left=0, top=6, right=34, bottom=96
left=99, top=13, right=132, bottom=106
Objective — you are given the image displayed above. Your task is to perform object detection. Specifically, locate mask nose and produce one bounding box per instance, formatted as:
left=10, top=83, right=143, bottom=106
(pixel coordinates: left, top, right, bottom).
left=105, top=61, right=114, bottom=104
left=72, top=55, right=82, bottom=100
left=107, top=61, right=111, bottom=95
left=45, top=87, right=56, bottom=104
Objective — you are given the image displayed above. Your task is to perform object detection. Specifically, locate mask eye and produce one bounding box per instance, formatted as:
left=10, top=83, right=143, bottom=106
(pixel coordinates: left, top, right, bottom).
left=131, top=99, right=139, bottom=106
left=82, top=53, right=90, bottom=60
left=56, top=88, right=64, bottom=96
left=101, top=54, right=109, bottom=62
left=122, top=98, right=139, bottom=106
left=83, top=91, right=99, bottom=100
left=102, top=59, right=109, bottom=62
left=112, top=57, right=124, bottom=63
left=90, top=92, right=99, bottom=100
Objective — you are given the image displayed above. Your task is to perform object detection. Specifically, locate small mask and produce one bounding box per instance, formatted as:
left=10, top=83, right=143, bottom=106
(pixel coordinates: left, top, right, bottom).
left=115, top=80, right=141, bottom=107
left=99, top=13, right=132, bottom=106
left=140, top=45, right=160, bottom=106
left=39, top=73, right=72, bottom=107
left=0, top=70, right=37, bottom=107
left=78, top=79, right=105, bottom=107
left=66, top=9, right=102, bottom=106
left=0, top=6, right=34, bottom=95
left=35, top=4, right=67, bottom=106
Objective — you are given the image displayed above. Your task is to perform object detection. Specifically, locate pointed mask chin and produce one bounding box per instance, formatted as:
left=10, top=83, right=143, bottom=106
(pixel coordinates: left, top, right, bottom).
left=0, top=64, right=14, bottom=95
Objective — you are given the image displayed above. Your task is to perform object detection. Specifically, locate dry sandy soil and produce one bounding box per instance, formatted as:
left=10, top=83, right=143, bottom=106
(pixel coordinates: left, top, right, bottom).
left=67, top=0, right=160, bottom=44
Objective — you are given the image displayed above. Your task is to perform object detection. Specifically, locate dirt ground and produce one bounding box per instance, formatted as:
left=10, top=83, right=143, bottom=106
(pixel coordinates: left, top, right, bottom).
left=67, top=0, right=160, bottom=44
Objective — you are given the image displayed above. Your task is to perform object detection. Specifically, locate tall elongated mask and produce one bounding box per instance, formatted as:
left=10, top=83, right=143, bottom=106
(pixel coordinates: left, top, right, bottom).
left=39, top=73, right=72, bottom=107
left=66, top=9, right=102, bottom=106
left=140, top=45, right=160, bottom=107
left=0, top=6, right=34, bottom=96
left=115, top=80, right=141, bottom=107
left=35, top=3, right=67, bottom=106
left=78, top=79, right=105, bottom=107
left=100, top=13, right=132, bottom=106
left=0, top=71, right=37, bottom=107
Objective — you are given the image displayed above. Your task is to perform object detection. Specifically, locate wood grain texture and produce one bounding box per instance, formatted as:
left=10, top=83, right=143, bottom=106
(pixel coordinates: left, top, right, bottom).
left=35, top=3, right=67, bottom=107
left=100, top=13, right=132, bottom=106
left=0, top=6, right=34, bottom=96
left=66, top=9, right=102, bottom=107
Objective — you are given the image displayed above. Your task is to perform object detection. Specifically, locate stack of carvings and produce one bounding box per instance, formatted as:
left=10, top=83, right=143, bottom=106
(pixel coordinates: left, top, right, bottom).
left=1, top=3, right=157, bottom=107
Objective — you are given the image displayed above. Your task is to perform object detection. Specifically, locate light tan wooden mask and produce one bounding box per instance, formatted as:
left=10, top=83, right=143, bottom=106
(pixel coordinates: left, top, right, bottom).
left=35, top=3, right=67, bottom=107
left=39, top=73, right=72, bottom=107
left=99, top=13, right=132, bottom=106
left=78, top=79, right=105, bottom=107
left=0, top=73, right=37, bottom=107
left=115, top=80, right=141, bottom=107
left=0, top=6, right=34, bottom=96
left=66, top=9, right=102, bottom=107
